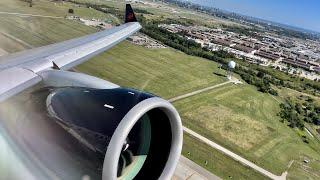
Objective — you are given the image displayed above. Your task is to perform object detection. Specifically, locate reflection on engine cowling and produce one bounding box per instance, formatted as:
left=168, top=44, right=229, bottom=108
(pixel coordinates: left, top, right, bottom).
left=46, top=87, right=153, bottom=155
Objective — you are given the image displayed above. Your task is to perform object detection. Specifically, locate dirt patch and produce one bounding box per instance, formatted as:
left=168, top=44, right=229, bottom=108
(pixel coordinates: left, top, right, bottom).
left=185, top=105, right=272, bottom=150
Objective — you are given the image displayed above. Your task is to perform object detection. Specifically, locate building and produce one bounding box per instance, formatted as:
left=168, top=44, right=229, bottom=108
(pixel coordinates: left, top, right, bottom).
left=282, top=58, right=312, bottom=70
left=254, top=50, right=280, bottom=61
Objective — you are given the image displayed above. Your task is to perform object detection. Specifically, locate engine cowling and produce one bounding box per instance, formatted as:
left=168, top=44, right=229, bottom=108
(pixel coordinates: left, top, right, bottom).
left=46, top=87, right=183, bottom=180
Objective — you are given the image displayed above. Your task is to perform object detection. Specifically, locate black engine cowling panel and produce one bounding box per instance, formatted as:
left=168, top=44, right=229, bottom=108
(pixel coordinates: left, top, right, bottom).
left=47, top=87, right=154, bottom=141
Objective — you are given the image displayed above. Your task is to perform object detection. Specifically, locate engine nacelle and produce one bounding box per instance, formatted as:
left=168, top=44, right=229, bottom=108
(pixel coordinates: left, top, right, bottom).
left=46, top=87, right=183, bottom=180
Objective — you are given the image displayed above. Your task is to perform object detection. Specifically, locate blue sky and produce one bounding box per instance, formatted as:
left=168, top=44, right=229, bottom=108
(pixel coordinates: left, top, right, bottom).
left=184, top=0, right=320, bottom=32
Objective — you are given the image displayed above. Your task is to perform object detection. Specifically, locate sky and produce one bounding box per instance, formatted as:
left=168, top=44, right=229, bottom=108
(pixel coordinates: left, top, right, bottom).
left=184, top=0, right=320, bottom=32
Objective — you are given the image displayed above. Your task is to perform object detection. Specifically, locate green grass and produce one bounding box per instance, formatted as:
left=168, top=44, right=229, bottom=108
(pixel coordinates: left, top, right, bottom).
left=275, top=86, right=320, bottom=104
left=0, top=0, right=115, bottom=51
left=287, top=157, right=320, bottom=180
left=0, top=0, right=119, bottom=24
left=0, top=33, right=26, bottom=53
left=0, top=16, right=95, bottom=48
left=174, top=83, right=281, bottom=149
left=0, top=0, right=121, bottom=51
left=76, top=41, right=226, bottom=99
left=183, top=133, right=269, bottom=180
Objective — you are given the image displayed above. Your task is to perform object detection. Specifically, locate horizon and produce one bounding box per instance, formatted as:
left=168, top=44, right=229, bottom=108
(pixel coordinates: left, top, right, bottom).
left=181, top=0, right=320, bottom=33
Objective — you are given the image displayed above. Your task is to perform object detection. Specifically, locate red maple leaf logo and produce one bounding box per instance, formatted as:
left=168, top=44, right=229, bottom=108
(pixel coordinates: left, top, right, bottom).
left=127, top=13, right=134, bottom=21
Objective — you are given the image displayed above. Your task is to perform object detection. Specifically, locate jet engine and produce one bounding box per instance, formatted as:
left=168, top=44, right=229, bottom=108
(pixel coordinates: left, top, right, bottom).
left=42, top=70, right=183, bottom=180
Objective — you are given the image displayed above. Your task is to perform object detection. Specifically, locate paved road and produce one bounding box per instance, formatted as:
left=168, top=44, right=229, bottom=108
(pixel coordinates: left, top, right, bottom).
left=305, top=127, right=314, bottom=138
left=0, top=12, right=63, bottom=19
left=169, top=81, right=232, bottom=102
left=174, top=156, right=221, bottom=180
left=169, top=78, right=242, bottom=103
left=269, top=93, right=281, bottom=103
left=183, top=127, right=286, bottom=180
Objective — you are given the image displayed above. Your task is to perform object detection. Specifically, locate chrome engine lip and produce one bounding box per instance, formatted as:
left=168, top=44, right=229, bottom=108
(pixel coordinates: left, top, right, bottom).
left=103, top=97, right=183, bottom=180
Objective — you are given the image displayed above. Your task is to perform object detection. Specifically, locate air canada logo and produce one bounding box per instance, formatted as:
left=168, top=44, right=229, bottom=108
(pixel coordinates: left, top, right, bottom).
left=127, top=13, right=134, bottom=21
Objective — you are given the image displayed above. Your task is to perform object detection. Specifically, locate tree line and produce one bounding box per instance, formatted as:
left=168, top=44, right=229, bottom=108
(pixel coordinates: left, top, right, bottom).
left=279, top=96, right=320, bottom=130
left=234, top=67, right=278, bottom=95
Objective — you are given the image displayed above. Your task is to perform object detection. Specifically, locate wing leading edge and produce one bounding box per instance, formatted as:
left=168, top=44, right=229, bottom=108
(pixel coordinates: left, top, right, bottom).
left=0, top=4, right=141, bottom=102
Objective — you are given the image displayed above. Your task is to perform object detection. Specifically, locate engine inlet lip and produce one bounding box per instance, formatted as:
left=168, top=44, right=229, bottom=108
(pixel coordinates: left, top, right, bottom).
left=102, top=97, right=183, bottom=180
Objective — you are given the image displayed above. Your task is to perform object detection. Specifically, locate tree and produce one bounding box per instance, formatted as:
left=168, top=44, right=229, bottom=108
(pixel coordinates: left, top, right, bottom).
left=20, top=0, right=33, bottom=7
left=68, top=9, right=74, bottom=14
left=269, top=89, right=278, bottom=96
left=313, top=116, right=320, bottom=125
left=301, top=135, right=309, bottom=144
left=306, top=96, right=314, bottom=102
left=295, top=103, right=304, bottom=114
left=257, top=71, right=265, bottom=78
left=279, top=100, right=304, bottom=129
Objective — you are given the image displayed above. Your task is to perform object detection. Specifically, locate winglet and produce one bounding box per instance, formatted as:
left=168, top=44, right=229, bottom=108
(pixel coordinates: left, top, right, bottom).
left=125, top=4, right=137, bottom=23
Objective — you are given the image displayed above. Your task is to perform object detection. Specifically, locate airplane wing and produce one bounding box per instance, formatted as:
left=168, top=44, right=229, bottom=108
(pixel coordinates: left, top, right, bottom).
left=0, top=4, right=141, bottom=102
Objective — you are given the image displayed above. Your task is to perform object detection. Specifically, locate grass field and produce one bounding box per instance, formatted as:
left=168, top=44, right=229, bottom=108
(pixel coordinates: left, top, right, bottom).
left=183, top=133, right=269, bottom=180
left=287, top=157, right=320, bottom=179
left=276, top=86, right=320, bottom=104
left=0, top=16, right=95, bottom=48
left=0, top=33, right=26, bottom=53
left=173, top=82, right=320, bottom=178
left=76, top=41, right=226, bottom=99
left=0, top=0, right=119, bottom=23
left=174, top=83, right=280, bottom=150
left=0, top=0, right=121, bottom=52
left=0, top=0, right=107, bottom=51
